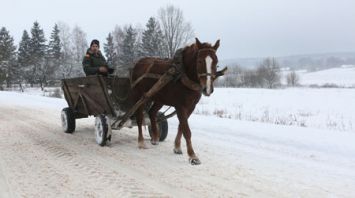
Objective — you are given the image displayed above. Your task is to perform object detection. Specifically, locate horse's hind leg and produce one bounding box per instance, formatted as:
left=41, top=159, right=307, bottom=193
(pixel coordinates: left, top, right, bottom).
left=174, top=124, right=183, bottom=154
left=136, top=105, right=147, bottom=149
left=148, top=102, right=163, bottom=145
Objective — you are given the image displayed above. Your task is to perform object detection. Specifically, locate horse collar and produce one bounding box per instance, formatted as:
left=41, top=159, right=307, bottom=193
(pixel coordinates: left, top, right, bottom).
left=180, top=73, right=202, bottom=92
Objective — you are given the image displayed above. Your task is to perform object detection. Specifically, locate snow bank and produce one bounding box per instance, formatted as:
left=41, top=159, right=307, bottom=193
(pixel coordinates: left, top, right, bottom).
left=0, top=91, right=66, bottom=110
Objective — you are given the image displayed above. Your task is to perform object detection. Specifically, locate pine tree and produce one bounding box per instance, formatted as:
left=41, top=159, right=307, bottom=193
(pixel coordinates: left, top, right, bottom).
left=120, top=25, right=138, bottom=66
left=18, top=30, right=31, bottom=67
left=29, top=21, right=47, bottom=86
left=104, top=32, right=118, bottom=68
left=0, top=27, right=17, bottom=88
left=46, top=24, right=62, bottom=82
left=48, top=24, right=61, bottom=60
left=141, top=17, right=165, bottom=58
left=29, top=21, right=47, bottom=64
left=18, top=30, right=32, bottom=88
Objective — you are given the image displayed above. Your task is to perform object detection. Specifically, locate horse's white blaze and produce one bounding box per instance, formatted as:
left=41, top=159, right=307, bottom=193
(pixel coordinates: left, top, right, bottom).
left=205, top=56, right=213, bottom=94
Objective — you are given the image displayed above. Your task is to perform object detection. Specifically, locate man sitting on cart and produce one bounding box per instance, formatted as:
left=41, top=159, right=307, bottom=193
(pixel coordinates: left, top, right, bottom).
left=82, top=39, right=114, bottom=76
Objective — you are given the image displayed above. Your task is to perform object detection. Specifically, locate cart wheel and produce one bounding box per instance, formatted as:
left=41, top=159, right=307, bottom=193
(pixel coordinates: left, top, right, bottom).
left=148, top=112, right=169, bottom=142
left=95, top=115, right=110, bottom=146
left=61, top=107, right=76, bottom=133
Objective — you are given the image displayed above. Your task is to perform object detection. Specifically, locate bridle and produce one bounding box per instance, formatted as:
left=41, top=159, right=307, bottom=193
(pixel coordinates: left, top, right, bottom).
left=196, top=48, right=217, bottom=79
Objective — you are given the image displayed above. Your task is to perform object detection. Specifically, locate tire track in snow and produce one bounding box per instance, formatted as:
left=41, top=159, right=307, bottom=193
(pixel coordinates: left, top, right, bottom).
left=0, top=106, right=170, bottom=197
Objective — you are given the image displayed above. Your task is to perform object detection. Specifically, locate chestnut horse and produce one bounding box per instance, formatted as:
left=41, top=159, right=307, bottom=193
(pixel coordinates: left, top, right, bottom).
left=130, top=38, right=225, bottom=165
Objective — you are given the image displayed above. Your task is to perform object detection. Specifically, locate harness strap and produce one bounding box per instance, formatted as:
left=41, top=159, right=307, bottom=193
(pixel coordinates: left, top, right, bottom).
left=131, top=65, right=202, bottom=92
left=131, top=63, right=162, bottom=88
left=130, top=46, right=211, bottom=92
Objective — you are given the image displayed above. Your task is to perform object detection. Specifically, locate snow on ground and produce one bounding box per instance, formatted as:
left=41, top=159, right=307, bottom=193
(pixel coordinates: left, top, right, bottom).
left=196, top=88, right=355, bottom=132
left=0, top=91, right=355, bottom=197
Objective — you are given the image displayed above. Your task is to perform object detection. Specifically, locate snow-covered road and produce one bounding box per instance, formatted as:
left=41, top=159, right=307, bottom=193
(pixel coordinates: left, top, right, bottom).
left=0, top=91, right=354, bottom=197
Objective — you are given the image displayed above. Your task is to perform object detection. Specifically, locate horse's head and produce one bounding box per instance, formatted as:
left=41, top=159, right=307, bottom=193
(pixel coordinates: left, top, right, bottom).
left=194, top=38, right=226, bottom=96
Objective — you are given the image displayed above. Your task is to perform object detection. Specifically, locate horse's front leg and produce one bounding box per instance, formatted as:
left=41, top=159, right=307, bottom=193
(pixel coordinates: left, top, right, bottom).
left=148, top=102, right=163, bottom=145
left=176, top=108, right=201, bottom=165
left=174, top=107, right=195, bottom=155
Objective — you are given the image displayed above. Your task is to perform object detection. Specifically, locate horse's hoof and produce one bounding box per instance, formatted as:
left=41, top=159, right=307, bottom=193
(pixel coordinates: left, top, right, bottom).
left=150, top=140, right=159, bottom=145
left=138, top=142, right=148, bottom=149
left=189, top=158, right=201, bottom=165
left=173, top=148, right=183, bottom=154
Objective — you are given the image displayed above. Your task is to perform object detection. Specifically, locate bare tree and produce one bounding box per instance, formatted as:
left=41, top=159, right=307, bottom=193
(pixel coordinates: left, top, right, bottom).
left=241, top=70, right=260, bottom=88
left=56, top=23, right=87, bottom=78
left=158, top=5, right=194, bottom=58
left=57, top=22, right=74, bottom=78
left=112, top=25, right=126, bottom=61
left=257, top=57, right=281, bottom=89
left=72, top=25, right=88, bottom=63
left=71, top=26, right=87, bottom=77
left=286, top=70, right=300, bottom=86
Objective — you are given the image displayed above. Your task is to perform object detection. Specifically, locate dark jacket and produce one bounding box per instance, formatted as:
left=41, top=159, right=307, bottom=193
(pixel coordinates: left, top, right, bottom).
left=82, top=49, right=108, bottom=76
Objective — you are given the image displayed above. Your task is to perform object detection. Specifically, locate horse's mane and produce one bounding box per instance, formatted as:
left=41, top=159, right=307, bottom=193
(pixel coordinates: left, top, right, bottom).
left=140, top=42, right=214, bottom=75
left=182, top=42, right=213, bottom=54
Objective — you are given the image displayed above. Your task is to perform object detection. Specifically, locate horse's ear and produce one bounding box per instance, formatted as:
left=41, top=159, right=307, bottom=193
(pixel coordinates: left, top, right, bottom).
left=213, top=39, right=220, bottom=51
left=195, top=38, right=202, bottom=49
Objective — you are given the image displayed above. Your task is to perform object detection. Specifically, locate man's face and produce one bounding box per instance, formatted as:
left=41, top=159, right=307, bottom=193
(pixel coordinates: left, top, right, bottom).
left=91, top=44, right=99, bottom=53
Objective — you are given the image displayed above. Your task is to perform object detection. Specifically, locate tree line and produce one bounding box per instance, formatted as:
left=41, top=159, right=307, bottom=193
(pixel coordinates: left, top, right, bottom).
left=215, top=57, right=300, bottom=88
left=0, top=5, right=194, bottom=91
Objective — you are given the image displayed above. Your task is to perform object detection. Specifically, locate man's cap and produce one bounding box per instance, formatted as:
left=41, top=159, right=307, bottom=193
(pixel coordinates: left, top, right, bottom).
left=90, top=39, right=100, bottom=47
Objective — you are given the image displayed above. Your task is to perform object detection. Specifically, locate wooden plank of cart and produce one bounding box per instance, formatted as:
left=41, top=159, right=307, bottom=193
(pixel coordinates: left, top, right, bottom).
left=60, top=68, right=177, bottom=146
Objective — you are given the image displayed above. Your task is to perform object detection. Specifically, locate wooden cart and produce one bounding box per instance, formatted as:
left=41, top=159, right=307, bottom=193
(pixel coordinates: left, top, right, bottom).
left=61, top=75, right=174, bottom=146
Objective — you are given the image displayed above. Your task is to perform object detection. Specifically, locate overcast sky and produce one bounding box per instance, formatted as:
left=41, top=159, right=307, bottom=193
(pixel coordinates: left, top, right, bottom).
left=1, top=0, right=354, bottom=60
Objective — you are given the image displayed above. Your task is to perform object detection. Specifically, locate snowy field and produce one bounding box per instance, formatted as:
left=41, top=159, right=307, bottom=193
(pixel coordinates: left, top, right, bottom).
left=282, top=65, right=355, bottom=87
left=196, top=88, right=355, bottom=132
left=0, top=91, right=355, bottom=197
left=301, top=65, right=355, bottom=87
